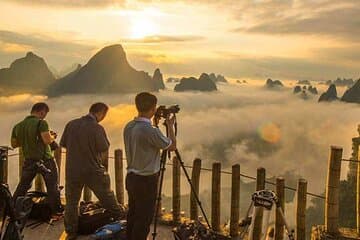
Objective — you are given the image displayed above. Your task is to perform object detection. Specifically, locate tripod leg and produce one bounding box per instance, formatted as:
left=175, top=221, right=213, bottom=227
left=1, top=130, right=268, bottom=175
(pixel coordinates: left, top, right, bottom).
left=276, top=207, right=294, bottom=240
left=248, top=206, right=260, bottom=240
left=152, top=150, right=168, bottom=240
left=262, top=209, right=272, bottom=240
left=173, top=150, right=212, bottom=230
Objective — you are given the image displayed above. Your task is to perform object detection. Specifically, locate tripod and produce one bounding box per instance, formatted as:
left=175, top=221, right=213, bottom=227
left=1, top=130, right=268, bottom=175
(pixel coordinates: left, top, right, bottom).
left=152, top=118, right=212, bottom=240
left=239, top=190, right=294, bottom=240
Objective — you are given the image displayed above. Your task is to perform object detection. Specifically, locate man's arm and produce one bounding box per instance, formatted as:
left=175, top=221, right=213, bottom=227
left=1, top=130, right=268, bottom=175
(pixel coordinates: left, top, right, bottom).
left=39, top=120, right=55, bottom=145
left=95, top=125, right=110, bottom=153
left=10, top=125, right=19, bottom=148
left=11, top=138, right=19, bottom=148
left=60, top=123, right=69, bottom=148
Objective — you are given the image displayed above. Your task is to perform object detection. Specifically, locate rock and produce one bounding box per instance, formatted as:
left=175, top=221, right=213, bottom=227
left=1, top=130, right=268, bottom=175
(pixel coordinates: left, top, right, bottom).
left=326, top=78, right=355, bottom=87
left=265, top=78, right=283, bottom=89
left=47, top=44, right=162, bottom=96
left=209, top=73, right=217, bottom=82
left=153, top=68, right=165, bottom=90
left=0, top=52, right=55, bottom=94
left=215, top=74, right=227, bottom=83
left=341, top=79, right=360, bottom=103
left=308, top=86, right=318, bottom=95
left=293, top=86, right=302, bottom=94
left=174, top=73, right=217, bottom=92
left=318, top=84, right=338, bottom=102
left=208, top=73, right=228, bottom=83
left=297, top=80, right=311, bottom=85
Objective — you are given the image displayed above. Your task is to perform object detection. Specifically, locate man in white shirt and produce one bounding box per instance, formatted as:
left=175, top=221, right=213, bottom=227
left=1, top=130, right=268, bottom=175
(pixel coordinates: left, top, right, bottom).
left=123, top=92, right=176, bottom=240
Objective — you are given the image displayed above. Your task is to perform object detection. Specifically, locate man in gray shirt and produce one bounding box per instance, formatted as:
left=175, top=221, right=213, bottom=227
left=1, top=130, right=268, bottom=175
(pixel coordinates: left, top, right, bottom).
left=60, top=103, right=121, bottom=240
left=124, top=92, right=176, bottom=240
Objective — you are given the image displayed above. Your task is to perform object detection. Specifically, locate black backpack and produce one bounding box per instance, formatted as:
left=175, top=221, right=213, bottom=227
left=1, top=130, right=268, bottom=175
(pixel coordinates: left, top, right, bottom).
left=0, top=184, right=33, bottom=240
left=26, top=191, right=53, bottom=222
left=78, top=201, right=116, bottom=235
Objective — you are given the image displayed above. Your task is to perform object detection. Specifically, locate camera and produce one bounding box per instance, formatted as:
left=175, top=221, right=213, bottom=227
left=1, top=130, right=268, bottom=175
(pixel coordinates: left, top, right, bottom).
left=155, top=105, right=180, bottom=119
left=49, top=131, right=59, bottom=151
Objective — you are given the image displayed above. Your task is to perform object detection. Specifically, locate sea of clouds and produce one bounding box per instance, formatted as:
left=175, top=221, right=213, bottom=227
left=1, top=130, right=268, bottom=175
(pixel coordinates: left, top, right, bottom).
left=1, top=82, right=359, bottom=225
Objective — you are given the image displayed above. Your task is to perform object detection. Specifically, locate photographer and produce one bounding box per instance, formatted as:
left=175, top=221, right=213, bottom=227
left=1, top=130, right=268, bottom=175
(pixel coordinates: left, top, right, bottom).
left=123, top=92, right=177, bottom=240
left=11, top=102, right=62, bottom=215
left=60, top=103, right=121, bottom=240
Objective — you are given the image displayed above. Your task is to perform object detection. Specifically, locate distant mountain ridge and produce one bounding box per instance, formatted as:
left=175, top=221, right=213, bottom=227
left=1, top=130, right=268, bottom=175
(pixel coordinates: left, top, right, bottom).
left=0, top=52, right=55, bottom=95
left=174, top=73, right=217, bottom=92
left=48, top=44, right=164, bottom=96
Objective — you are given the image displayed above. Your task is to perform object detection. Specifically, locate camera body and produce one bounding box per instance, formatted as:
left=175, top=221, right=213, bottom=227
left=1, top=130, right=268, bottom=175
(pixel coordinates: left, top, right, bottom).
left=155, top=105, right=180, bottom=119
left=49, top=131, right=59, bottom=151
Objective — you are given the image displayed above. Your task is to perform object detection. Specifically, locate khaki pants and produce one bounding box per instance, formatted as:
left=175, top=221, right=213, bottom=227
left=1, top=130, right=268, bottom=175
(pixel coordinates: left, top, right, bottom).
left=64, top=170, right=121, bottom=235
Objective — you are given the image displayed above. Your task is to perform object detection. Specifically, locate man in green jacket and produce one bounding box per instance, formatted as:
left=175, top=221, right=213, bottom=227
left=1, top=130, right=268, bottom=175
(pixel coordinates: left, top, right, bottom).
left=11, top=102, right=62, bottom=214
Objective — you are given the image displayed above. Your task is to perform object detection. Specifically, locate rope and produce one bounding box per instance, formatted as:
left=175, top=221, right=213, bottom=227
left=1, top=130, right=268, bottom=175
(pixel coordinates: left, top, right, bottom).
left=342, top=158, right=360, bottom=163
left=6, top=151, right=326, bottom=200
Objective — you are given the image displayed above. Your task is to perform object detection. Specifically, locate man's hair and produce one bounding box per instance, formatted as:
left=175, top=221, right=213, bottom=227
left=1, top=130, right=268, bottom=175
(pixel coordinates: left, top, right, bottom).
left=135, top=92, right=157, bottom=112
left=31, top=102, right=49, bottom=113
left=89, top=102, right=109, bottom=114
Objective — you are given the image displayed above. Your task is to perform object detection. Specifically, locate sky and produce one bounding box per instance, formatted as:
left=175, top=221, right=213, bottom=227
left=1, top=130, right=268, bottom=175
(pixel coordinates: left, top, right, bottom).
left=0, top=0, right=359, bottom=80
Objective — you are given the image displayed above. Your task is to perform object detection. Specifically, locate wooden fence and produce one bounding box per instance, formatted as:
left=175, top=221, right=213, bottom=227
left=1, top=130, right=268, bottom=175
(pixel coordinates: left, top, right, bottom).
left=0, top=145, right=358, bottom=239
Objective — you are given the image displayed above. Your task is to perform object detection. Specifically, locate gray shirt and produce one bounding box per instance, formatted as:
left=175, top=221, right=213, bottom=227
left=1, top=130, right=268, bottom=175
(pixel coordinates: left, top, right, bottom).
left=60, top=114, right=110, bottom=179
left=123, top=117, right=171, bottom=176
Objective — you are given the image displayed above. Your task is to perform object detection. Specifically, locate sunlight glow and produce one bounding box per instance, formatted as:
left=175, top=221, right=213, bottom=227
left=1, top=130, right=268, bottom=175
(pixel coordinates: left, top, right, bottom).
left=131, top=17, right=159, bottom=39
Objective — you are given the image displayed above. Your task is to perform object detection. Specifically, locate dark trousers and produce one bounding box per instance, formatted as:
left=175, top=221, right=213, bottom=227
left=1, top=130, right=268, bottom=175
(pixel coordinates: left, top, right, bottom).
left=13, top=158, right=61, bottom=213
left=126, top=172, right=159, bottom=240
left=64, top=170, right=121, bottom=235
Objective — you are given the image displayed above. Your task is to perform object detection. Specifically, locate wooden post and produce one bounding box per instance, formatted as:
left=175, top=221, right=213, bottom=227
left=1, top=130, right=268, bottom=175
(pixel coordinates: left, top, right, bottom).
left=253, top=167, right=266, bottom=240
left=83, top=186, right=92, bottom=202
left=190, top=158, right=201, bottom=220
left=0, top=147, right=8, bottom=184
left=19, top=147, right=24, bottom=179
left=275, top=177, right=285, bottom=240
left=114, top=149, right=124, bottom=205
left=35, top=174, right=45, bottom=192
left=296, top=179, right=307, bottom=240
left=212, top=162, right=221, bottom=232
left=173, top=157, right=181, bottom=223
left=230, top=164, right=240, bottom=238
left=357, top=145, right=360, bottom=235
left=54, top=147, right=62, bottom=182
left=325, top=146, right=342, bottom=234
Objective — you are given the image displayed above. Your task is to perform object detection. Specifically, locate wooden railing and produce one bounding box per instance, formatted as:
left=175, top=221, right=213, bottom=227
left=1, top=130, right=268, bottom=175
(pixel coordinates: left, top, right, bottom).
left=1, top=145, right=358, bottom=239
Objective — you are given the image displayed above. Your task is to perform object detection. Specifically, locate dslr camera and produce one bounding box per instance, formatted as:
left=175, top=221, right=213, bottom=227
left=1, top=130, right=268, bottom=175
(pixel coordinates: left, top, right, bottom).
left=155, top=105, right=180, bottom=119
left=49, top=130, right=59, bottom=151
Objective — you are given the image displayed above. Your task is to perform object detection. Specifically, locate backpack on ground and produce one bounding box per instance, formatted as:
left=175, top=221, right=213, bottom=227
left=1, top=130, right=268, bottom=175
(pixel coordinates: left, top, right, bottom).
left=0, top=184, right=33, bottom=240
left=78, top=201, right=116, bottom=235
left=173, top=221, right=231, bottom=240
left=26, top=191, right=53, bottom=223
left=89, top=220, right=127, bottom=240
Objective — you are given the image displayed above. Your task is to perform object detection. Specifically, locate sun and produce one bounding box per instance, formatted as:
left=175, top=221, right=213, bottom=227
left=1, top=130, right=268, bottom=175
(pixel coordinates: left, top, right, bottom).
left=131, top=17, right=159, bottom=39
